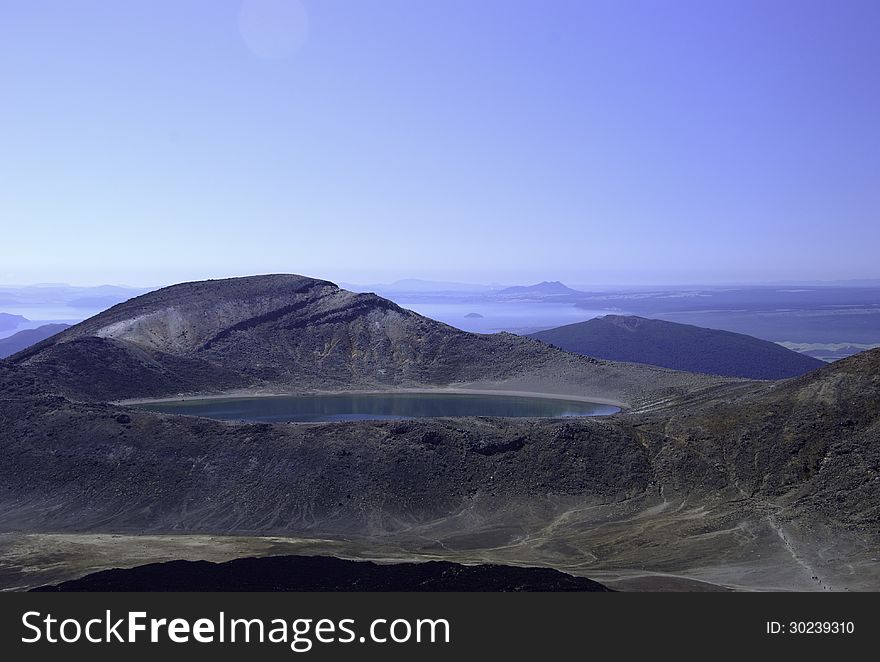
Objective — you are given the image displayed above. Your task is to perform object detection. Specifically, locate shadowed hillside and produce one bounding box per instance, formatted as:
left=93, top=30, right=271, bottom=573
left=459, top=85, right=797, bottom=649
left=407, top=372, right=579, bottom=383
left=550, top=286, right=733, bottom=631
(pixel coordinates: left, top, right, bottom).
left=529, top=315, right=824, bottom=379
left=33, top=555, right=610, bottom=592
left=1, top=345, right=878, bottom=590
left=0, top=323, right=70, bottom=358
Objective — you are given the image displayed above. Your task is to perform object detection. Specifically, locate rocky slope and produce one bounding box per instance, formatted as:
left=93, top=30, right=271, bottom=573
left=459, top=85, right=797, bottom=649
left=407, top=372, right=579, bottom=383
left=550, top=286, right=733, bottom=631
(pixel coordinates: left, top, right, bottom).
left=3, top=351, right=875, bottom=534
left=638, top=348, right=880, bottom=531
left=529, top=315, right=824, bottom=379
left=1, top=347, right=877, bottom=590
left=9, top=275, right=724, bottom=404
left=0, top=362, right=653, bottom=534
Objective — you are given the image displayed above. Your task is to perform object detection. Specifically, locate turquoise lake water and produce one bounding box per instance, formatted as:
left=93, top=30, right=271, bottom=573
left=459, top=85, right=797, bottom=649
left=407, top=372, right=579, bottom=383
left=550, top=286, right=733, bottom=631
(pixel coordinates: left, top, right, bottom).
left=136, top=392, right=619, bottom=423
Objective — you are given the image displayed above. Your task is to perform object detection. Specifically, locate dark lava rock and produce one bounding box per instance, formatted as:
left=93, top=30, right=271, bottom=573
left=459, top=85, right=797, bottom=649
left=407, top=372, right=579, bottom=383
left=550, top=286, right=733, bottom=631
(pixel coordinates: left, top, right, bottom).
left=32, top=555, right=611, bottom=592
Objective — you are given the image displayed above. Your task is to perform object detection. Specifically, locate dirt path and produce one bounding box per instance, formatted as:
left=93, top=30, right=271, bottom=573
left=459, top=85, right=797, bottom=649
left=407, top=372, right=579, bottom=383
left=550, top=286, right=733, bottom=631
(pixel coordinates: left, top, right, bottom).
left=765, top=511, right=830, bottom=591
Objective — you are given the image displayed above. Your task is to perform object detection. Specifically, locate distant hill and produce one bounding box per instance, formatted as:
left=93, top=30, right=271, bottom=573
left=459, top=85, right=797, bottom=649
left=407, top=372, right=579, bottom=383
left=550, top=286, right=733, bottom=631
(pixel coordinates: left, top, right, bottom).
left=0, top=312, right=27, bottom=331
left=529, top=315, right=825, bottom=379
left=0, top=284, right=150, bottom=307
left=0, top=323, right=70, bottom=358
left=497, top=281, right=583, bottom=297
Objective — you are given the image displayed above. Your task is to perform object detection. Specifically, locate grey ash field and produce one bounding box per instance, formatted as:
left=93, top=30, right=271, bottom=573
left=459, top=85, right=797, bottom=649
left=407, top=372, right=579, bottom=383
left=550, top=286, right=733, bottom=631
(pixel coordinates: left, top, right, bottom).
left=1, top=274, right=878, bottom=591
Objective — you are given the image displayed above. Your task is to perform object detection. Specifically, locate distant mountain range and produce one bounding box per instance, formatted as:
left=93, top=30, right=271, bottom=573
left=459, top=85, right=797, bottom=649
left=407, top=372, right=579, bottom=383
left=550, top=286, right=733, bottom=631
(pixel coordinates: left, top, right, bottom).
left=0, top=283, right=150, bottom=307
left=0, top=323, right=70, bottom=358
left=529, top=315, right=825, bottom=379
left=343, top=278, right=496, bottom=293
left=344, top=279, right=587, bottom=297
left=0, top=312, right=27, bottom=331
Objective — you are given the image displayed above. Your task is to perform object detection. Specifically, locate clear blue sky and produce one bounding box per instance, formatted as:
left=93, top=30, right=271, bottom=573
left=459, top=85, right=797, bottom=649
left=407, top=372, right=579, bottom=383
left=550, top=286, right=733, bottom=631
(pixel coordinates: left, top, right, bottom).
left=2, top=0, right=878, bottom=286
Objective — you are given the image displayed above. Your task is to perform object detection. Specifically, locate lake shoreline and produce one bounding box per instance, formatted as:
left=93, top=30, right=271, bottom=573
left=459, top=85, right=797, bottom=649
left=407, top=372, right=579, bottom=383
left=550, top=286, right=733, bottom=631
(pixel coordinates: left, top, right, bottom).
left=116, top=386, right=627, bottom=409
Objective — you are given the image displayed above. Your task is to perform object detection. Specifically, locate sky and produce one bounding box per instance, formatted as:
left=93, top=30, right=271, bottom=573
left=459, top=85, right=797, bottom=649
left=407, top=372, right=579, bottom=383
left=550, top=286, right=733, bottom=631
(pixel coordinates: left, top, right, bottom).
left=1, top=0, right=878, bottom=287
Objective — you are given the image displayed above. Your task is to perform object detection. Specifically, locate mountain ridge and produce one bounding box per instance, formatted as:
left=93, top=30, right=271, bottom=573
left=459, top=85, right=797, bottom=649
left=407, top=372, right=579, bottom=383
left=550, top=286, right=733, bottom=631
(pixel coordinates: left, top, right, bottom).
left=9, top=274, right=725, bottom=405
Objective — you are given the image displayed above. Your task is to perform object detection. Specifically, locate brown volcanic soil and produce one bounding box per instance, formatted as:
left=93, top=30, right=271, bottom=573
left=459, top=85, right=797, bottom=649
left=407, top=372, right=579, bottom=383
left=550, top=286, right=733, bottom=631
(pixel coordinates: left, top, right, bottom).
left=1, top=275, right=878, bottom=591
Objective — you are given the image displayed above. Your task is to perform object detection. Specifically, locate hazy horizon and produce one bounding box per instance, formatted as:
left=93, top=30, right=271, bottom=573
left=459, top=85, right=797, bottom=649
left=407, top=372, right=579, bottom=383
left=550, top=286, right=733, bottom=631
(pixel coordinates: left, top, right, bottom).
left=3, top=273, right=880, bottom=291
left=2, top=1, right=879, bottom=287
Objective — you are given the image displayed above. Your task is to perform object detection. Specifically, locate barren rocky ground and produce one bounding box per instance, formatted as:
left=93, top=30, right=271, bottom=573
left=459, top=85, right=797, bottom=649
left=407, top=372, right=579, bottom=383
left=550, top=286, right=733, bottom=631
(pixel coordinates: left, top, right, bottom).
left=1, top=275, right=877, bottom=591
